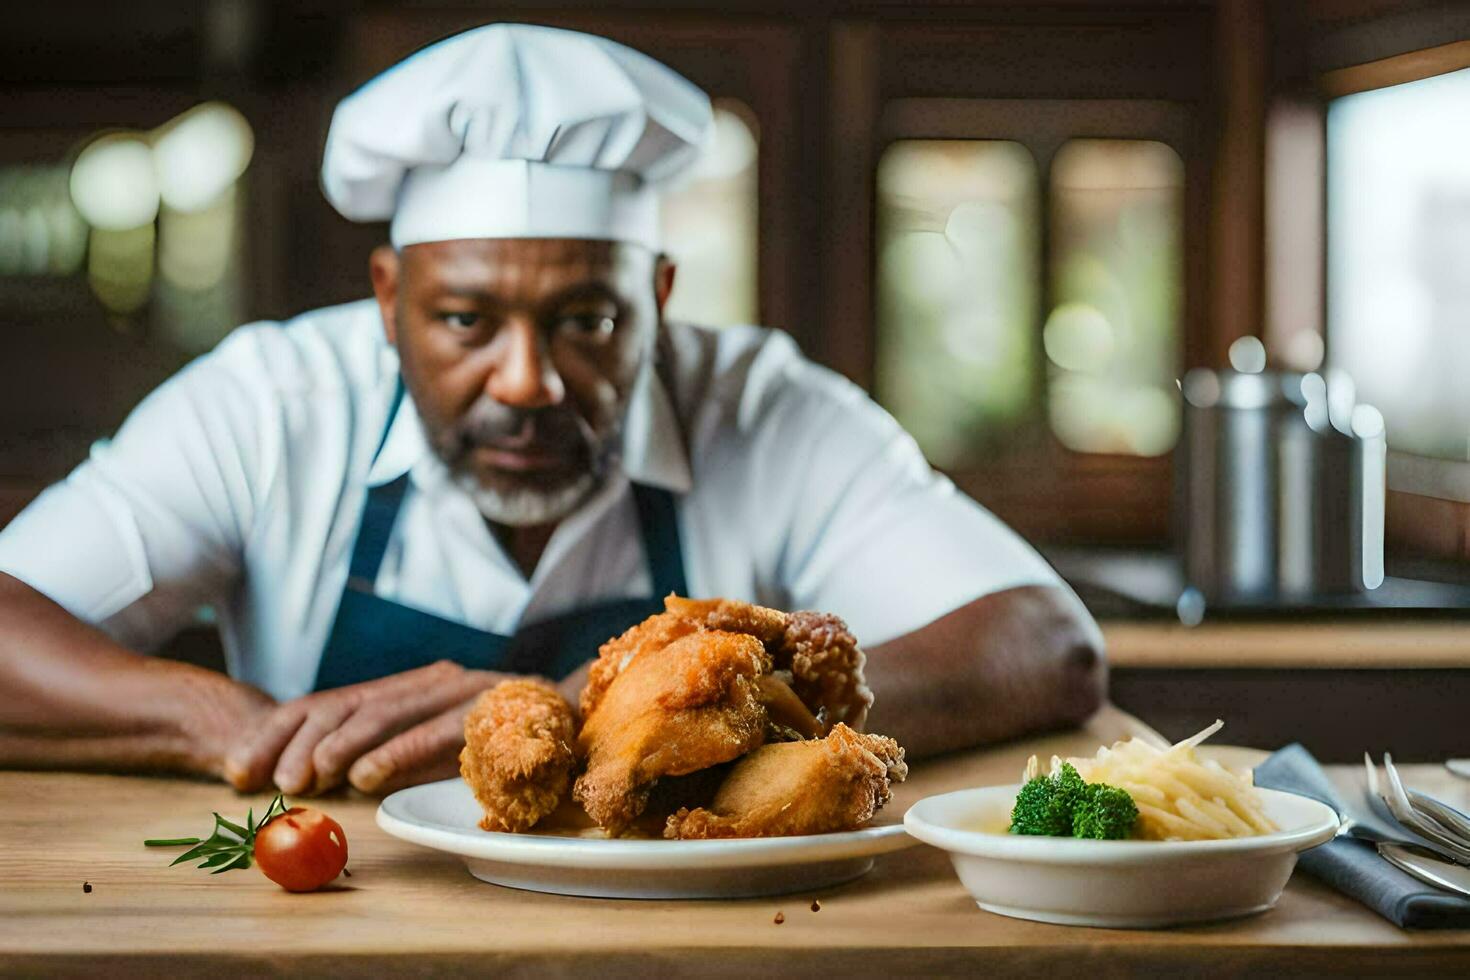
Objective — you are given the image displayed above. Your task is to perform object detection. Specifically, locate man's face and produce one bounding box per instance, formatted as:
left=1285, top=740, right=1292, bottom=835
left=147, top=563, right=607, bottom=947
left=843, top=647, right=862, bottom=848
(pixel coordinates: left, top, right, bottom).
left=371, top=238, right=667, bottom=526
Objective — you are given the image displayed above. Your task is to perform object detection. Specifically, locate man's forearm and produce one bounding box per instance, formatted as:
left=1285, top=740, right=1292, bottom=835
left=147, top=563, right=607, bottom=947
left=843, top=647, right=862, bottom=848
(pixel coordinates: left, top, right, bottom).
left=862, top=585, right=1106, bottom=759
left=0, top=571, right=270, bottom=781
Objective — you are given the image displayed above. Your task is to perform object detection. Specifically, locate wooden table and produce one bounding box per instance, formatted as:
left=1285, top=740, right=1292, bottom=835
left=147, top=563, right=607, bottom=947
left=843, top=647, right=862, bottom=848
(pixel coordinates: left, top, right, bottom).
left=4, top=711, right=1469, bottom=977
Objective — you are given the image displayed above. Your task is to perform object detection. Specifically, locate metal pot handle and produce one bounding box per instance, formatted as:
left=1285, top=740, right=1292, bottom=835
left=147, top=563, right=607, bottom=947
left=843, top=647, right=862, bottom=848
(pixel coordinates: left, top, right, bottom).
left=1356, top=406, right=1387, bottom=590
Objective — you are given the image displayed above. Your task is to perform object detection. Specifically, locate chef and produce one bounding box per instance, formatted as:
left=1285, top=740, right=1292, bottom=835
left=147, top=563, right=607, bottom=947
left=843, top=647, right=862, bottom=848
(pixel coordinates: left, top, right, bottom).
left=0, top=24, right=1103, bottom=796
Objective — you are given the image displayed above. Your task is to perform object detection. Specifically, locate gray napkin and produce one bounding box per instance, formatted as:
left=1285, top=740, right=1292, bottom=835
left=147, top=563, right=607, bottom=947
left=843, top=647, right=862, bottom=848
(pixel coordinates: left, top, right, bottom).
left=1256, top=743, right=1470, bottom=929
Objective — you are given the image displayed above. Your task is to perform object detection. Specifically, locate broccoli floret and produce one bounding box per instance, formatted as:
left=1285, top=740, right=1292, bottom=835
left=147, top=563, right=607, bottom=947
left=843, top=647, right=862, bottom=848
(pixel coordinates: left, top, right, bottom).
left=1071, top=783, right=1139, bottom=840
left=1051, top=762, right=1088, bottom=812
left=1010, top=763, right=1139, bottom=839
left=1009, top=762, right=1087, bottom=836
left=1008, top=776, right=1072, bottom=835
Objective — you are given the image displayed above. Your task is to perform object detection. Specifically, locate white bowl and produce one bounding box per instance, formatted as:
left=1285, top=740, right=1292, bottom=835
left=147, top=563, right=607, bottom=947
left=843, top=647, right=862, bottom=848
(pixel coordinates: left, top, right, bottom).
left=904, top=784, right=1339, bottom=928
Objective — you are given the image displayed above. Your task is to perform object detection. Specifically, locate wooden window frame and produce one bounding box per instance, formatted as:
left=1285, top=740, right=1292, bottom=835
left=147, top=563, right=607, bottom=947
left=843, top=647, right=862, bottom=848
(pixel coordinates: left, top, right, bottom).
left=877, top=99, right=1199, bottom=544
left=1313, top=44, right=1470, bottom=561
left=1321, top=39, right=1470, bottom=98
left=823, top=13, right=1212, bottom=545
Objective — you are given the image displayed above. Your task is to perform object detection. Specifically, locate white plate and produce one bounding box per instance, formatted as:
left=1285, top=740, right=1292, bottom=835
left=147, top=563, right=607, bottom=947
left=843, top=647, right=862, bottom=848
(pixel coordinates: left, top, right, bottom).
left=904, top=784, right=1339, bottom=928
left=377, top=778, right=919, bottom=899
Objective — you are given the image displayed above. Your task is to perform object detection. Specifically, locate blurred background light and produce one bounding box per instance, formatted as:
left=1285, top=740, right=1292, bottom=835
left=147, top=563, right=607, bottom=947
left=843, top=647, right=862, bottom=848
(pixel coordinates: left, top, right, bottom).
left=46, top=197, right=89, bottom=276
left=0, top=166, right=88, bottom=278
left=1228, top=335, right=1267, bottom=373
left=1329, top=65, right=1470, bottom=460
left=20, top=102, right=258, bottom=332
left=1352, top=403, right=1386, bottom=440
left=1325, top=366, right=1357, bottom=435
left=1301, top=372, right=1330, bottom=432
left=87, top=224, right=155, bottom=316
left=1046, top=139, right=1183, bottom=457
left=661, top=100, right=759, bottom=327
left=944, top=200, right=1014, bottom=255
left=0, top=208, right=19, bottom=275
left=1284, top=329, right=1325, bottom=371
left=1043, top=302, right=1114, bottom=373
left=687, top=104, right=757, bottom=182
left=882, top=231, right=963, bottom=310
left=1182, top=368, right=1221, bottom=408
left=875, top=139, right=1039, bottom=467
left=151, top=101, right=254, bottom=213
left=69, top=135, right=160, bottom=231
left=158, top=184, right=237, bottom=292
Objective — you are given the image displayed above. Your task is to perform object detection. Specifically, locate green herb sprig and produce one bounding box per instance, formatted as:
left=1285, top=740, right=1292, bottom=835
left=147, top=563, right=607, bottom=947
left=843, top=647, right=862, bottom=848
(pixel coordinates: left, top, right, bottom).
left=144, top=794, right=289, bottom=874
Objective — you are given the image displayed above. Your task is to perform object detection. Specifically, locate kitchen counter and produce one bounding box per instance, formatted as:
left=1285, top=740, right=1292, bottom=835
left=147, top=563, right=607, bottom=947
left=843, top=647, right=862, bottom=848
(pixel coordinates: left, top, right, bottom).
left=1097, top=619, right=1470, bottom=762
left=1103, top=619, right=1470, bottom=669
left=4, top=712, right=1468, bottom=977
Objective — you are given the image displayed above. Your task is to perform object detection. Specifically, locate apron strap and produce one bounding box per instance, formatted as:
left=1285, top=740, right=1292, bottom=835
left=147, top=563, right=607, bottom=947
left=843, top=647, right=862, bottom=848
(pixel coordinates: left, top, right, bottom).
left=346, top=379, right=408, bottom=591
left=630, top=482, right=687, bottom=598
left=347, top=473, right=409, bottom=590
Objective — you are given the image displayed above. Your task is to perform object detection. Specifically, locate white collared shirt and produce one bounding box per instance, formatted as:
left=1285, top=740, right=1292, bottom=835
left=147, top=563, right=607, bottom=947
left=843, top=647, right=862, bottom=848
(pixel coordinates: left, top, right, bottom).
left=0, top=299, right=1062, bottom=699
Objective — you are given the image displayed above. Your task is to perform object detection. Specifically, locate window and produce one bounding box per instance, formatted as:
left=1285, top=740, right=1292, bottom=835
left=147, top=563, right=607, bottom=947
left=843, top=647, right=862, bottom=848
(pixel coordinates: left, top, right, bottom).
left=874, top=135, right=1184, bottom=468
left=874, top=140, right=1039, bottom=467
left=1329, top=66, right=1470, bottom=461
left=1047, top=139, right=1183, bottom=457
left=660, top=101, right=759, bottom=327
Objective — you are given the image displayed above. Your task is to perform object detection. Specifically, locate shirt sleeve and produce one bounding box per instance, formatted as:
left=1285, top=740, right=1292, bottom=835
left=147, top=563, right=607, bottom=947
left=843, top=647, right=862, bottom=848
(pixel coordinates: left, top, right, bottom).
left=0, top=329, right=275, bottom=651
left=749, top=340, right=1064, bottom=646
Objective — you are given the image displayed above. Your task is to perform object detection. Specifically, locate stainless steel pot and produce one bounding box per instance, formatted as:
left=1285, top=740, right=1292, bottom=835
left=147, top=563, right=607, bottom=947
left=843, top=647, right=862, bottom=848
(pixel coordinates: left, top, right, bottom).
left=1177, top=363, right=1385, bottom=604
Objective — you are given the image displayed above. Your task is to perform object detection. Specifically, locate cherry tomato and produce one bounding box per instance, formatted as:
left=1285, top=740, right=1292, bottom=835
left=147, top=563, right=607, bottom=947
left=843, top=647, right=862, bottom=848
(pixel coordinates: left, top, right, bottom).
left=253, top=806, right=349, bottom=892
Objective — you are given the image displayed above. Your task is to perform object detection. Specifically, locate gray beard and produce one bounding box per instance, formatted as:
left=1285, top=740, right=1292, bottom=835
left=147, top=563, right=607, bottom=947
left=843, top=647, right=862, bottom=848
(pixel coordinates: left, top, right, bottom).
left=418, top=370, right=635, bottom=528
left=453, top=468, right=599, bottom=527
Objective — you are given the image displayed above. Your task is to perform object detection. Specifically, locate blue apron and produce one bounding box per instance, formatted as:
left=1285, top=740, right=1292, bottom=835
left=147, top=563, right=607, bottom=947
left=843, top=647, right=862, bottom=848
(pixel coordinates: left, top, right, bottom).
left=312, top=383, right=688, bottom=691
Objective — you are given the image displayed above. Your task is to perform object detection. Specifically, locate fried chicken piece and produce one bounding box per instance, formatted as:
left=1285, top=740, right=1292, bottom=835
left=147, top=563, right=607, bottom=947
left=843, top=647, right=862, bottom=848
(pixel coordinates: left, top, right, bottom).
left=753, top=673, right=825, bottom=740
left=664, top=723, right=908, bottom=839
left=459, top=680, right=577, bottom=833
left=579, top=610, right=701, bottom=720
left=578, top=597, right=781, bottom=720
left=664, top=595, right=790, bottom=647
left=581, top=597, right=872, bottom=736
left=667, top=596, right=873, bottom=732
left=573, top=630, right=771, bottom=835
left=781, top=611, right=872, bottom=732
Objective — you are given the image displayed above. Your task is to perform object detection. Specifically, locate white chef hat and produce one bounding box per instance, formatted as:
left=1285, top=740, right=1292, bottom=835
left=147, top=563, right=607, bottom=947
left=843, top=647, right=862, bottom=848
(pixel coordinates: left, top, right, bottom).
left=321, top=24, right=712, bottom=251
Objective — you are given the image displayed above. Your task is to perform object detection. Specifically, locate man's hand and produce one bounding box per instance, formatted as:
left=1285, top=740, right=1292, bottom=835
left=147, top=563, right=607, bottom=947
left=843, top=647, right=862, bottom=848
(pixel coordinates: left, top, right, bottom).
left=332, top=659, right=594, bottom=797
left=226, top=660, right=510, bottom=796
left=0, top=571, right=282, bottom=784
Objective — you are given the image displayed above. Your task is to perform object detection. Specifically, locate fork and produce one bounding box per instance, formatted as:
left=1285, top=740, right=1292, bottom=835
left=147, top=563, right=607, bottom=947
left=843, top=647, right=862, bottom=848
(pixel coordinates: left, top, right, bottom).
left=1364, top=754, right=1470, bottom=867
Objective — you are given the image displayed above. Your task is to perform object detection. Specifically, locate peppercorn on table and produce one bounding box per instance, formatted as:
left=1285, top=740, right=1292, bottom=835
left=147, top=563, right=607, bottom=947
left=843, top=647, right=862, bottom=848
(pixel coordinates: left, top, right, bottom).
left=3, top=708, right=1468, bottom=976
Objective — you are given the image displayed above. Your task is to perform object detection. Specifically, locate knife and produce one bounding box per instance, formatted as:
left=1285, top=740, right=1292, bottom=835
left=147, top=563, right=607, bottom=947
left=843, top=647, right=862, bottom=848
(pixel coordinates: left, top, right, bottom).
left=1378, top=842, right=1470, bottom=900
